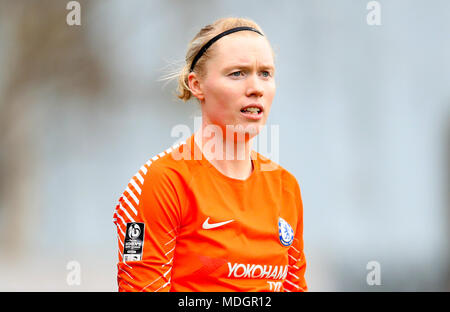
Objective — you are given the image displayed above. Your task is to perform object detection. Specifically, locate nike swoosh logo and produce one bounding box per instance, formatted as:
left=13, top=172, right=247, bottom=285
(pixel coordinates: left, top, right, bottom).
left=202, top=217, right=234, bottom=230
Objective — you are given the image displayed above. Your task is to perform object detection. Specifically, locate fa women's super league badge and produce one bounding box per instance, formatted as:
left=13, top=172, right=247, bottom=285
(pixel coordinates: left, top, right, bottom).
left=278, top=217, right=294, bottom=246
left=123, top=222, right=145, bottom=262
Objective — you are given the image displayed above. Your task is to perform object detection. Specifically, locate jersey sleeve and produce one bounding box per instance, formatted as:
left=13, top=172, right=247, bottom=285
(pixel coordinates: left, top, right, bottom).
left=113, top=162, right=185, bottom=292
left=283, top=180, right=307, bottom=292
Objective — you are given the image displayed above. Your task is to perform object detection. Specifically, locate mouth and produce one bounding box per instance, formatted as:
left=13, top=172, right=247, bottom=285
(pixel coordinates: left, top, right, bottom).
left=240, top=104, right=264, bottom=120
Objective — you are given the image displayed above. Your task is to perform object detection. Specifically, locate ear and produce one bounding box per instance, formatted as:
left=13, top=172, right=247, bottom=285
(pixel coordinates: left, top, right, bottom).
left=187, top=72, right=205, bottom=102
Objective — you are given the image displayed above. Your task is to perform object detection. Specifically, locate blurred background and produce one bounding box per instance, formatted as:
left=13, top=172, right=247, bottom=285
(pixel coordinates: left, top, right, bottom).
left=0, top=0, right=449, bottom=291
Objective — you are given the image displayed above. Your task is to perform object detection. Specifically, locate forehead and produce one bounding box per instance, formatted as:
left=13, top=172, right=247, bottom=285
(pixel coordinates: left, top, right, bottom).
left=210, top=32, right=274, bottom=66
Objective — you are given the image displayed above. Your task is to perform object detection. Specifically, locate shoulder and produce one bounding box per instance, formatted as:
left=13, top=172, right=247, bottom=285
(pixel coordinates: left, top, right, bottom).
left=118, top=141, right=194, bottom=203
left=141, top=141, right=194, bottom=187
left=117, top=141, right=194, bottom=215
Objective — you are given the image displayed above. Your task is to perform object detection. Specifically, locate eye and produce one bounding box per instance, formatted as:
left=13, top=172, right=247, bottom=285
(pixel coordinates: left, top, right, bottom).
left=230, top=71, right=243, bottom=77
left=261, top=71, right=271, bottom=78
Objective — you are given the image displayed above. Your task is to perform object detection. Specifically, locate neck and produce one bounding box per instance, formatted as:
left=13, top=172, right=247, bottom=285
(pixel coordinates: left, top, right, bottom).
left=194, top=125, right=254, bottom=180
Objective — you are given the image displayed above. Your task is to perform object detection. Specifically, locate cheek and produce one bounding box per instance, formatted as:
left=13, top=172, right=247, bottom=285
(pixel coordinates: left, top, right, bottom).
left=202, top=82, right=234, bottom=122
left=205, top=80, right=242, bottom=107
left=264, top=83, right=276, bottom=109
left=204, top=79, right=220, bottom=101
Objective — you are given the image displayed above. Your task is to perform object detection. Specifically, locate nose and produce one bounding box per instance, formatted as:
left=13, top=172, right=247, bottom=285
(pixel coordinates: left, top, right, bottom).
left=245, top=73, right=264, bottom=98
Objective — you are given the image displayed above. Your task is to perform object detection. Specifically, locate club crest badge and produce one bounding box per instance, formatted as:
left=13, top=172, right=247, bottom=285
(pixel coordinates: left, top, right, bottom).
left=278, top=217, right=294, bottom=246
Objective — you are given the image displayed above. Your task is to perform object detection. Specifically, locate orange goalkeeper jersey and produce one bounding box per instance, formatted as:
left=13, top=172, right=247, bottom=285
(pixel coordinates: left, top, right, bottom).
left=113, top=134, right=307, bottom=292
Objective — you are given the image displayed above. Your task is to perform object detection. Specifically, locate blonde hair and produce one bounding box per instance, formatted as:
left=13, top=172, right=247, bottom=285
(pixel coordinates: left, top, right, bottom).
left=162, top=17, right=267, bottom=102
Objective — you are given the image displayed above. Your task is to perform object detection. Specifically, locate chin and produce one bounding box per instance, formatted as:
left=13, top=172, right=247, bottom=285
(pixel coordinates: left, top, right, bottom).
left=224, top=122, right=263, bottom=142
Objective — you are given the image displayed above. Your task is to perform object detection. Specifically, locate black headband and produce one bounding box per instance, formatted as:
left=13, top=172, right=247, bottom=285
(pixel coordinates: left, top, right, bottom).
left=189, top=26, right=264, bottom=72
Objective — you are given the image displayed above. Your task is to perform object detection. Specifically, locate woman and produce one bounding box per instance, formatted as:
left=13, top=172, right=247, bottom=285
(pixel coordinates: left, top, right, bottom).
left=113, top=17, right=307, bottom=292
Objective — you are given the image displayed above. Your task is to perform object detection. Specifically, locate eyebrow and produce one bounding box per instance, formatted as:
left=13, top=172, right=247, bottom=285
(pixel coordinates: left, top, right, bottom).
left=222, top=63, right=275, bottom=72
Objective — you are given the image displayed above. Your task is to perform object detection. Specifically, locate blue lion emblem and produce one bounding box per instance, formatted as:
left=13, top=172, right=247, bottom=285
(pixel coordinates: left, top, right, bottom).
left=278, top=217, right=294, bottom=246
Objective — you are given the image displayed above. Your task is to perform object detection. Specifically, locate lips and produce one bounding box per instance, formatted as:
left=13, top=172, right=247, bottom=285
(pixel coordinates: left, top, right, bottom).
left=240, top=104, right=264, bottom=120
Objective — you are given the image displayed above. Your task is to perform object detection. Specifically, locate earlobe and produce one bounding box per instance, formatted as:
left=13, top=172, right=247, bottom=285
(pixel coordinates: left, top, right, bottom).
left=188, top=72, right=205, bottom=101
